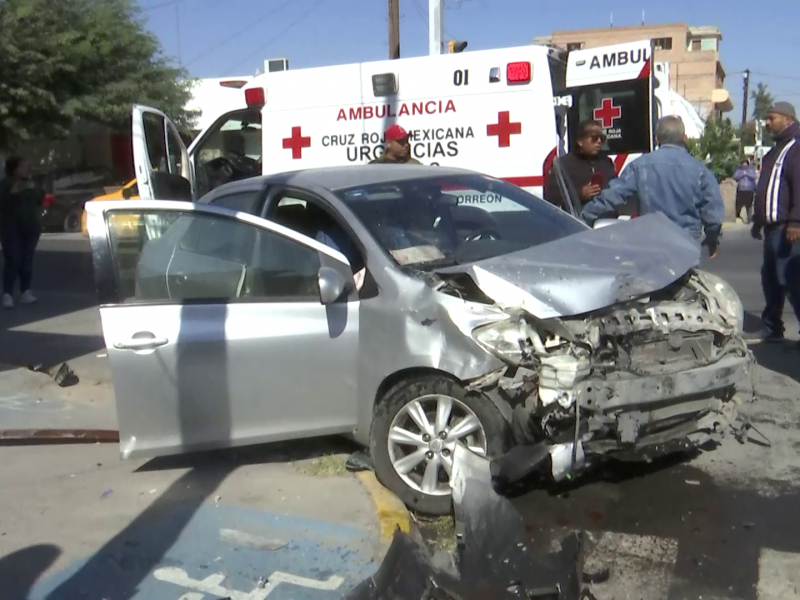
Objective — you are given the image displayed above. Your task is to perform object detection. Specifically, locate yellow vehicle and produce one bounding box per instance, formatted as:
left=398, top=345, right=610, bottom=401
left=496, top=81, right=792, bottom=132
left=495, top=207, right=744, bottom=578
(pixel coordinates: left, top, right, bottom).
left=81, top=179, right=139, bottom=236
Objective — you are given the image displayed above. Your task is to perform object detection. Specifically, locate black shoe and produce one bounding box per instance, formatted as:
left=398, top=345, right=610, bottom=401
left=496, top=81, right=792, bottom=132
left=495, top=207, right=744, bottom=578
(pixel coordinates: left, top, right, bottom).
left=744, top=331, right=785, bottom=343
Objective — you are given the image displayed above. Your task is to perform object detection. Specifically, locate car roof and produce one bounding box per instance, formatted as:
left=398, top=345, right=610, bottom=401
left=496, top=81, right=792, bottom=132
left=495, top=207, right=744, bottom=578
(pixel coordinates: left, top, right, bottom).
left=264, top=164, right=477, bottom=192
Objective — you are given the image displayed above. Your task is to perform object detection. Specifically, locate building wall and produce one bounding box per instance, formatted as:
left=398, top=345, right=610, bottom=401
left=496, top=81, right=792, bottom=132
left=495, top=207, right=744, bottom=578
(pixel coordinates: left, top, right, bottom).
left=534, top=22, right=724, bottom=117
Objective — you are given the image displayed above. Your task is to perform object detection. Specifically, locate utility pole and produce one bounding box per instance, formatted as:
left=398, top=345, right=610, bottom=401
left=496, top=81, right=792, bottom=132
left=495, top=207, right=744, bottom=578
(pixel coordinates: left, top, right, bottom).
left=429, top=0, right=444, bottom=55
left=388, top=0, right=400, bottom=59
left=741, top=69, right=750, bottom=127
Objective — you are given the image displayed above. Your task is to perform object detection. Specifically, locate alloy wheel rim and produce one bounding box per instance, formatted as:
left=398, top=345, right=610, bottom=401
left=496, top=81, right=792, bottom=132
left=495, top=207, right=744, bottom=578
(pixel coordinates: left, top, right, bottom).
left=387, top=394, right=487, bottom=496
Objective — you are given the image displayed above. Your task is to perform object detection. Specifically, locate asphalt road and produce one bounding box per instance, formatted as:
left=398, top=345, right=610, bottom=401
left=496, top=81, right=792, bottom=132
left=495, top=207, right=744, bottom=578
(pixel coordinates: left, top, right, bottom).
left=8, top=228, right=800, bottom=599
left=511, top=225, right=800, bottom=600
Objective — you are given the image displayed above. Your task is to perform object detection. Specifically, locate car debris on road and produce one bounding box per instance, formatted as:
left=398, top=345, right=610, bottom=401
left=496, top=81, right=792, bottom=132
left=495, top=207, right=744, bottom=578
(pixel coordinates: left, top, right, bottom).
left=345, top=445, right=601, bottom=600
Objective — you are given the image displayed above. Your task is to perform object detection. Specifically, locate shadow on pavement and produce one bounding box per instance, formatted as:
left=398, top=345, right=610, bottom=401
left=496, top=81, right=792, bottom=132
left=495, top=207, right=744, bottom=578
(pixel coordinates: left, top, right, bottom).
left=743, top=310, right=800, bottom=385
left=0, top=544, right=61, bottom=600
left=0, top=244, right=101, bottom=374
left=40, top=299, right=232, bottom=599
left=137, top=436, right=358, bottom=474
left=0, top=330, right=105, bottom=374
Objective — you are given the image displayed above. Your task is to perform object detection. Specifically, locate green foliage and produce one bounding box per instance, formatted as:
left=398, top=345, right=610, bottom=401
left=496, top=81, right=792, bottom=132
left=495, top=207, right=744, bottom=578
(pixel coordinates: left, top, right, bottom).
left=739, top=121, right=756, bottom=147
left=751, top=82, right=775, bottom=121
left=0, top=0, right=198, bottom=148
left=750, top=81, right=775, bottom=146
left=686, top=116, right=740, bottom=182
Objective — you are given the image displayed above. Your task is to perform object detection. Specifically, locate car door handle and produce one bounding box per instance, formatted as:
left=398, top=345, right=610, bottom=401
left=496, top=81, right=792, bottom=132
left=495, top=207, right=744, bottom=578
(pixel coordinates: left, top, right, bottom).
left=114, top=336, right=169, bottom=350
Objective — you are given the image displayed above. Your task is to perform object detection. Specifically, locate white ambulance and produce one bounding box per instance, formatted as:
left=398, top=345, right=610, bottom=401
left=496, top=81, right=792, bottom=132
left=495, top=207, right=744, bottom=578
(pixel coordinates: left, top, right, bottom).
left=132, top=40, right=657, bottom=213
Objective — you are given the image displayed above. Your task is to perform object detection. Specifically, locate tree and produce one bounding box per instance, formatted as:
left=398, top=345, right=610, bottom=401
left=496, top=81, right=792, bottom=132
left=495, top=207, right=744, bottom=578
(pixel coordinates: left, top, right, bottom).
left=686, top=116, right=740, bottom=182
left=0, top=0, right=197, bottom=149
left=751, top=82, right=775, bottom=121
left=749, top=81, right=775, bottom=146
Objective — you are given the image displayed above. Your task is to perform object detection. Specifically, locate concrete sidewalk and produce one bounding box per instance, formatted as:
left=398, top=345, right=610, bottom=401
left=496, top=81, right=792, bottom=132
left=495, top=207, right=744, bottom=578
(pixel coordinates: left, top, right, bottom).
left=0, top=363, right=116, bottom=431
left=0, top=442, right=383, bottom=600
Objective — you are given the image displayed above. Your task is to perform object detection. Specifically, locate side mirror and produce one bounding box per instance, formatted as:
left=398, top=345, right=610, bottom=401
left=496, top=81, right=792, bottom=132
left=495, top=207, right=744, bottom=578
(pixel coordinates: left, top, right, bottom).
left=318, top=266, right=347, bottom=305
left=593, top=218, right=620, bottom=230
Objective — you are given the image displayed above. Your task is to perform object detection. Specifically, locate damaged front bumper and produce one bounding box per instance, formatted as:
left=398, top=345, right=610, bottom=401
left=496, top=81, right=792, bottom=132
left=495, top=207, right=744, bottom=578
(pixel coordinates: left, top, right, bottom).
left=477, top=348, right=755, bottom=487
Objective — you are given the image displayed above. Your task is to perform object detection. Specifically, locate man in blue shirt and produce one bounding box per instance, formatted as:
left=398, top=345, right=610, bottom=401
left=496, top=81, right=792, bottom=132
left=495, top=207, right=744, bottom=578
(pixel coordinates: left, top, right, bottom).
left=581, top=116, right=725, bottom=258
left=733, top=158, right=757, bottom=224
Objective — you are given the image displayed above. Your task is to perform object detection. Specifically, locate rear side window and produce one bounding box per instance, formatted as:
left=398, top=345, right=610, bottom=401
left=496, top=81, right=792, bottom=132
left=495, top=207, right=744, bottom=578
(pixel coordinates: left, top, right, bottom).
left=567, top=78, right=652, bottom=155
left=209, top=190, right=261, bottom=215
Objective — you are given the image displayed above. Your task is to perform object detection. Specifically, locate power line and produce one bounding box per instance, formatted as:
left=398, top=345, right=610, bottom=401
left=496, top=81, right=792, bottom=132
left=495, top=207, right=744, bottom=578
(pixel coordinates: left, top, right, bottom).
left=740, top=71, right=800, bottom=83
left=226, top=0, right=327, bottom=73
left=139, top=0, right=188, bottom=12
left=183, top=0, right=295, bottom=68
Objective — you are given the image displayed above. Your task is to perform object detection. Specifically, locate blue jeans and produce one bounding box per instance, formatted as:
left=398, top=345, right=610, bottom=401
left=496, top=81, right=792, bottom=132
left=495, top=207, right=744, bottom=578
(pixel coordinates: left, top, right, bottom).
left=761, top=226, right=800, bottom=337
left=1, top=222, right=41, bottom=295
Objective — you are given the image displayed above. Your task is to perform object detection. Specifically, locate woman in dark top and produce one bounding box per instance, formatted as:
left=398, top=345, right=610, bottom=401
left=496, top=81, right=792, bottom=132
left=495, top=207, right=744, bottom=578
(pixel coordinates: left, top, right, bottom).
left=544, top=119, right=618, bottom=212
left=0, top=156, right=44, bottom=309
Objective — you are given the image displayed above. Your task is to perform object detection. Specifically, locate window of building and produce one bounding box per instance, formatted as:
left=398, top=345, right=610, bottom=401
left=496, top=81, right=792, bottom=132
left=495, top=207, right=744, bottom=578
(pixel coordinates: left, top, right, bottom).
left=690, top=39, right=702, bottom=51
left=566, top=42, right=584, bottom=51
left=653, top=37, right=673, bottom=51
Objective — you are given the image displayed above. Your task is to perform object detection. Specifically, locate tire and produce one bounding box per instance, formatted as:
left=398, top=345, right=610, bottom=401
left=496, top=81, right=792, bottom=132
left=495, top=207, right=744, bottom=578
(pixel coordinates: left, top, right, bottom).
left=370, top=374, right=510, bottom=516
left=63, top=209, right=82, bottom=233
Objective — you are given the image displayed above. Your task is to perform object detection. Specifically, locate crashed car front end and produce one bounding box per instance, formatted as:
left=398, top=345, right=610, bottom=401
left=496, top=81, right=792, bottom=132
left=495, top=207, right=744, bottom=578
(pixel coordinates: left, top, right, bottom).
left=461, top=267, right=753, bottom=483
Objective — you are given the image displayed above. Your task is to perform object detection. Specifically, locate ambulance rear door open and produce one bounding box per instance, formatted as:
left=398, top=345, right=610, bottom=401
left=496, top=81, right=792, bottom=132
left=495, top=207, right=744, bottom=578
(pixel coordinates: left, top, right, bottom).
left=131, top=94, right=263, bottom=202
left=131, top=104, right=195, bottom=201
left=564, top=39, right=656, bottom=175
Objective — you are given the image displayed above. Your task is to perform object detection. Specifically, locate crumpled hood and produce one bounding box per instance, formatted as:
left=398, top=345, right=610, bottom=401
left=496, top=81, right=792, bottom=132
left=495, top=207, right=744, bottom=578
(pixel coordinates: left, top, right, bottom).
left=440, top=213, right=701, bottom=319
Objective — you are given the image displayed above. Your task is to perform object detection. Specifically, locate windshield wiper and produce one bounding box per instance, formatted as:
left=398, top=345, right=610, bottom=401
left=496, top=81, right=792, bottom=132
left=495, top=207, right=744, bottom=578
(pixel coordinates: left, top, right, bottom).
left=410, top=257, right=463, bottom=270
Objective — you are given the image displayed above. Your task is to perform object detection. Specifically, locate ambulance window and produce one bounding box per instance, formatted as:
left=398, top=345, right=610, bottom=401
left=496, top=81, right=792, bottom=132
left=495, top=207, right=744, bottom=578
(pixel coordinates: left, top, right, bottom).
left=142, top=112, right=168, bottom=172
left=195, top=109, right=262, bottom=164
left=569, top=79, right=651, bottom=155
left=166, top=126, right=183, bottom=174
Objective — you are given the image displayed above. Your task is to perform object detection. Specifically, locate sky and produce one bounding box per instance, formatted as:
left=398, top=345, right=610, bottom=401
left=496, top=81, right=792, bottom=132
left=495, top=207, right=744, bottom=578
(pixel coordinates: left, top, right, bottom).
left=140, top=0, right=800, bottom=117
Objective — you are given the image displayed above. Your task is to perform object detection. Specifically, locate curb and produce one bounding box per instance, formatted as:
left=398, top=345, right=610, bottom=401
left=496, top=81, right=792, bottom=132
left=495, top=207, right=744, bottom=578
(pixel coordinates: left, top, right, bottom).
left=355, top=471, right=417, bottom=554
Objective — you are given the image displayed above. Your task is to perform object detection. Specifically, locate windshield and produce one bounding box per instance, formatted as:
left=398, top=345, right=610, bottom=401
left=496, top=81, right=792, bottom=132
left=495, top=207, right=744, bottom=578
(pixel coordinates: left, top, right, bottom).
left=335, top=174, right=588, bottom=269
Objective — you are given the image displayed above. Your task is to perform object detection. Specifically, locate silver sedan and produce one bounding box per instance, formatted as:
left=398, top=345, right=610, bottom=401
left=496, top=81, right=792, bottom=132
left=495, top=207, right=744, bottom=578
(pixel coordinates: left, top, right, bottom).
left=86, top=165, right=753, bottom=515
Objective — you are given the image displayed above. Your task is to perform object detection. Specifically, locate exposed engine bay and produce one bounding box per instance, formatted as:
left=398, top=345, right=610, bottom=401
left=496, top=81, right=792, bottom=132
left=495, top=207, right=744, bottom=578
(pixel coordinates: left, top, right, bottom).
left=443, top=268, right=754, bottom=485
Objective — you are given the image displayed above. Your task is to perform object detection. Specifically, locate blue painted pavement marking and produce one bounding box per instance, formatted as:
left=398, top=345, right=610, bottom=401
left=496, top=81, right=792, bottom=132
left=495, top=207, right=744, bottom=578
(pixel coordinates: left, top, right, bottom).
left=28, top=503, right=376, bottom=599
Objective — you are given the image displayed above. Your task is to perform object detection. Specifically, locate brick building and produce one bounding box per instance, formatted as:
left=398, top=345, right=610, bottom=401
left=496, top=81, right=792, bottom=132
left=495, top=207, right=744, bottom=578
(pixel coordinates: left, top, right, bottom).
left=534, top=23, right=731, bottom=118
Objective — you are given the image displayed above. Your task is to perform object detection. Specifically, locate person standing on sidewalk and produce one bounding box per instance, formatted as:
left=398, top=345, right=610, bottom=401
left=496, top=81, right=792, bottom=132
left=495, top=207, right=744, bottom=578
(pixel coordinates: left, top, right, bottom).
left=733, top=158, right=757, bottom=223
left=750, top=102, right=800, bottom=347
left=0, top=156, right=43, bottom=309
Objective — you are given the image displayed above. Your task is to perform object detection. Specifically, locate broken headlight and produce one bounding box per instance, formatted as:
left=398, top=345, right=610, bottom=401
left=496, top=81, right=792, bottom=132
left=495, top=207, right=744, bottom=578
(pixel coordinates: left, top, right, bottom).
left=472, top=318, right=531, bottom=363
left=698, top=271, right=745, bottom=331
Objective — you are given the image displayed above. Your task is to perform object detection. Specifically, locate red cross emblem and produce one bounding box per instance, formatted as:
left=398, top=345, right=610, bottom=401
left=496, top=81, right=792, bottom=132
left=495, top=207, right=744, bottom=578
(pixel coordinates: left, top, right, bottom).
left=593, top=98, right=622, bottom=129
left=487, top=111, right=522, bottom=148
left=282, top=126, right=311, bottom=159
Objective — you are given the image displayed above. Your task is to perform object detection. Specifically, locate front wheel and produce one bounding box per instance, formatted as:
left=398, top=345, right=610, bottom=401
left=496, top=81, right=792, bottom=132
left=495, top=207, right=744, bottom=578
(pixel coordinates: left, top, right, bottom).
left=370, top=374, right=509, bottom=515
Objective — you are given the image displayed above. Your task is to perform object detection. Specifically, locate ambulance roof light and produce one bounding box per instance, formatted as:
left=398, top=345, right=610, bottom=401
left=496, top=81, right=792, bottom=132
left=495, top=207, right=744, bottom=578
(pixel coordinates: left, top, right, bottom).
left=372, top=73, right=398, bottom=97
left=244, top=87, right=266, bottom=108
left=219, top=80, right=248, bottom=89
left=507, top=61, right=532, bottom=84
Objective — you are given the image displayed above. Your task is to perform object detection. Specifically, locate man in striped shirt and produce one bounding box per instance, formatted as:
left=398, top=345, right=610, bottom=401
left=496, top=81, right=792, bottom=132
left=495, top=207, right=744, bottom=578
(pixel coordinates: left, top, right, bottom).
left=750, top=102, right=800, bottom=347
